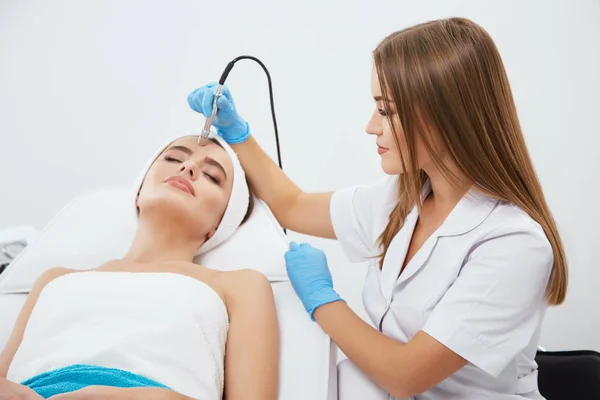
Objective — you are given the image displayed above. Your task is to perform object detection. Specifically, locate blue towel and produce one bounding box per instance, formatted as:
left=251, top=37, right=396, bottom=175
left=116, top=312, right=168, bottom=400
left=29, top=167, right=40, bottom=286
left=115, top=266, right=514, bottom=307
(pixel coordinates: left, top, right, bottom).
left=22, top=364, right=170, bottom=398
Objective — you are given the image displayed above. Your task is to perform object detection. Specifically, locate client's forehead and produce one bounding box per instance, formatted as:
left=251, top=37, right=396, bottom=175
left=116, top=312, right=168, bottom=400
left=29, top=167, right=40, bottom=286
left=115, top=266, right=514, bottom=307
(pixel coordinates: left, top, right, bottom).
left=166, top=136, right=226, bottom=158
left=167, top=135, right=220, bottom=152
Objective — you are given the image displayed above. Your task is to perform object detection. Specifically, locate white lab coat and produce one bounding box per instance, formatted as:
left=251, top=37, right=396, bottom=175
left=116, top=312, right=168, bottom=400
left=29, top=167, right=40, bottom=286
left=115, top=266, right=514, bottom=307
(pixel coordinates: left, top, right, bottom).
left=330, top=175, right=552, bottom=400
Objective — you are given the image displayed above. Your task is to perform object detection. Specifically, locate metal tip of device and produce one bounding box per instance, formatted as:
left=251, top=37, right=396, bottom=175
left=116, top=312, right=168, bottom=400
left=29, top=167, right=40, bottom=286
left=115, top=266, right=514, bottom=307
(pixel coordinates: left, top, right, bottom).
left=197, top=135, right=211, bottom=146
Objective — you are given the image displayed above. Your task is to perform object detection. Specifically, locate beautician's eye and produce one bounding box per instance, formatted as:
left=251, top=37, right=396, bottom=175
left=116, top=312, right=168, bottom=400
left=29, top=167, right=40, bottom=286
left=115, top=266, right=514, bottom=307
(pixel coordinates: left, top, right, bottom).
left=165, top=155, right=182, bottom=163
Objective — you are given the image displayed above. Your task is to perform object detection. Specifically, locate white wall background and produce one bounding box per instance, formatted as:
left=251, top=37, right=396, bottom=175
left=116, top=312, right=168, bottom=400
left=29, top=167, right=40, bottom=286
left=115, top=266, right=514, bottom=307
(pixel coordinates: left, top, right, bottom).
left=1, top=0, right=599, bottom=352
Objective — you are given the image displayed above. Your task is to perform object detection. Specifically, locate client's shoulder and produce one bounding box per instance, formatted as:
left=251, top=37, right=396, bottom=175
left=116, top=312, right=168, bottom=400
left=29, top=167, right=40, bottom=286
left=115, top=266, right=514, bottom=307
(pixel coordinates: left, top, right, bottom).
left=31, top=267, right=76, bottom=294
left=218, top=269, right=274, bottom=305
left=222, top=269, right=271, bottom=291
left=176, top=263, right=269, bottom=287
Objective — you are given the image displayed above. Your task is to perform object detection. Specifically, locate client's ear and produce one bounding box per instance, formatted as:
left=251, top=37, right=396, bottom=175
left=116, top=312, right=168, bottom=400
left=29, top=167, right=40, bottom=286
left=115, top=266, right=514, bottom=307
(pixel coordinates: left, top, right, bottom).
left=206, top=228, right=217, bottom=241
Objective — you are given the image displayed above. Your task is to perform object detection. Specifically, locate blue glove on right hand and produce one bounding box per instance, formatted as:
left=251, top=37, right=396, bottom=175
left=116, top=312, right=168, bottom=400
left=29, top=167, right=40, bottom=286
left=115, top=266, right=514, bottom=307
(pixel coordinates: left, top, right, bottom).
left=285, top=242, right=345, bottom=321
left=187, top=82, right=250, bottom=144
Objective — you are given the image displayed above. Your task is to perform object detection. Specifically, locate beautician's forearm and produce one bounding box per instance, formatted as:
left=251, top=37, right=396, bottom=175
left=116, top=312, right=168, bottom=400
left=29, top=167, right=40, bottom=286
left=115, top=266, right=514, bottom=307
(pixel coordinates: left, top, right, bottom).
left=232, top=135, right=336, bottom=238
left=232, top=136, right=302, bottom=225
left=314, top=302, right=411, bottom=397
left=314, top=302, right=427, bottom=399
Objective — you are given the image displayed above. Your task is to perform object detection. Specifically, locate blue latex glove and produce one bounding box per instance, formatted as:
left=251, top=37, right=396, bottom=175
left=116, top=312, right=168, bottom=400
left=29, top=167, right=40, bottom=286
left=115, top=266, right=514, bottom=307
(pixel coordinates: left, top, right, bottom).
left=187, top=82, right=250, bottom=144
left=284, top=242, right=345, bottom=321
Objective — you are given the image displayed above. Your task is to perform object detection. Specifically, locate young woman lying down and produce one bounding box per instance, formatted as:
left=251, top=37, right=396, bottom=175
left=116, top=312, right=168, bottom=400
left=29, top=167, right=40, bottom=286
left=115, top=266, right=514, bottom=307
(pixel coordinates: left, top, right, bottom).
left=0, top=135, right=279, bottom=400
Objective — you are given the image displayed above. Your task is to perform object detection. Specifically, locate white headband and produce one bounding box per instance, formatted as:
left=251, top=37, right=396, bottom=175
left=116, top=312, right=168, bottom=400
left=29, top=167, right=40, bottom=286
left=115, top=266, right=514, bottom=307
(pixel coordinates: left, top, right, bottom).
left=133, top=132, right=250, bottom=255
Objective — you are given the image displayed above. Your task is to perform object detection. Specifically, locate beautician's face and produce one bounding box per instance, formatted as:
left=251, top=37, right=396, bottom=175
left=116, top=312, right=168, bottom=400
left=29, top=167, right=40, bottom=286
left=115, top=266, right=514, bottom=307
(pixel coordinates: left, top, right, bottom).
left=137, top=136, right=234, bottom=240
left=366, top=67, right=406, bottom=174
left=365, top=66, right=430, bottom=174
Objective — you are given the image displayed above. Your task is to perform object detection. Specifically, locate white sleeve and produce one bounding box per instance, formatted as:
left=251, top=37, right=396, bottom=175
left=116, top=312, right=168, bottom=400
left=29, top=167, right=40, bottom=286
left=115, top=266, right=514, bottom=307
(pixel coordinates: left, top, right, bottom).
left=422, top=228, right=553, bottom=377
left=329, top=176, right=397, bottom=263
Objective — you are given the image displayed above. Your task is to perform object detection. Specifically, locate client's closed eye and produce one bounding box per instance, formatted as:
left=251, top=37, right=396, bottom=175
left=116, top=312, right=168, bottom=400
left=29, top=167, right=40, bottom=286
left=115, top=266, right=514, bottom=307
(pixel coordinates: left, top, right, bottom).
left=203, top=170, right=221, bottom=185
left=165, top=155, right=183, bottom=163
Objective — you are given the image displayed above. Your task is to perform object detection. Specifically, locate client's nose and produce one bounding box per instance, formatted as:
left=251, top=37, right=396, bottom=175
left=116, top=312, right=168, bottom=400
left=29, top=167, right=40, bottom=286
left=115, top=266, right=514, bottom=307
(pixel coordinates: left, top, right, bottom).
left=178, top=161, right=198, bottom=180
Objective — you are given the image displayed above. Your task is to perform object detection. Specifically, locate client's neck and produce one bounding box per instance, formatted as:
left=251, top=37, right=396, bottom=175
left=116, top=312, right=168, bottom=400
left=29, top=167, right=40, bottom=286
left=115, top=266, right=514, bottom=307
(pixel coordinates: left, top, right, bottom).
left=124, top=216, right=204, bottom=264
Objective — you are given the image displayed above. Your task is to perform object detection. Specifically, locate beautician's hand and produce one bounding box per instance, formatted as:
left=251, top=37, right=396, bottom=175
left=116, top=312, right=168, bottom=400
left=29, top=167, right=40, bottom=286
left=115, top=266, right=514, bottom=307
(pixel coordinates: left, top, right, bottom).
left=187, top=82, right=250, bottom=144
left=285, top=242, right=345, bottom=321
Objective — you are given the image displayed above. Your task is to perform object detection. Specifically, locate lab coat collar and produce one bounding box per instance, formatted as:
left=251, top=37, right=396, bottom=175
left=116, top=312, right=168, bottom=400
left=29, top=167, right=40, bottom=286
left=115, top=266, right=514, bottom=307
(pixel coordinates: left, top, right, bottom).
left=379, top=180, right=498, bottom=301
left=435, top=185, right=499, bottom=237
left=419, top=179, right=498, bottom=237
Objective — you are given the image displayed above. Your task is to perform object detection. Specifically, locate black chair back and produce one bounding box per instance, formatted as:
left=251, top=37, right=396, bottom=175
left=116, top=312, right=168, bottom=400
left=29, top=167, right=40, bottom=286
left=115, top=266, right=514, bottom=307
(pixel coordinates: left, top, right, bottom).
left=536, top=350, right=600, bottom=400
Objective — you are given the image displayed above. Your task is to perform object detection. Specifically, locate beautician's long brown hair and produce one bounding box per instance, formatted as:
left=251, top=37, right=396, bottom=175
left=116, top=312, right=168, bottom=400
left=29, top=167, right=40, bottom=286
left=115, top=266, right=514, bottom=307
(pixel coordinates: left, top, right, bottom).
left=374, top=17, right=567, bottom=305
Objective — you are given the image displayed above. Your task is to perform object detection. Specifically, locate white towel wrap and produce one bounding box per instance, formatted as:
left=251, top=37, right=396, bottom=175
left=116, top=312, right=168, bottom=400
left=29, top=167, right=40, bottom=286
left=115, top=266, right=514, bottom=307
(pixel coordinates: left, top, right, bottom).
left=7, top=271, right=229, bottom=400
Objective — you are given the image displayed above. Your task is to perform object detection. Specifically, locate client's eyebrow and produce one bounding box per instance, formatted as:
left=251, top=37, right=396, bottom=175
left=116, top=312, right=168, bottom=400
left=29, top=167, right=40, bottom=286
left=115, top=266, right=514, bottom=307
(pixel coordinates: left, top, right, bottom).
left=203, top=157, right=228, bottom=181
left=167, top=145, right=193, bottom=155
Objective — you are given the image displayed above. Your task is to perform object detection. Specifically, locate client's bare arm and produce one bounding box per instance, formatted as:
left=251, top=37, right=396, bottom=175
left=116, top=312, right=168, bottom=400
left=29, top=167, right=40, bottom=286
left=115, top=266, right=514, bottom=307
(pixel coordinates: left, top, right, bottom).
left=46, top=386, right=195, bottom=399
left=223, top=270, right=279, bottom=400
left=0, top=268, right=71, bottom=398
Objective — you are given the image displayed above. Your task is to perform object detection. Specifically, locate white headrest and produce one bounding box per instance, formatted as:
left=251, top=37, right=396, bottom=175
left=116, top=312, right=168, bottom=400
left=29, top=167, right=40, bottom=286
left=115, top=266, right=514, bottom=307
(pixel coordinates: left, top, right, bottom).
left=0, top=187, right=289, bottom=295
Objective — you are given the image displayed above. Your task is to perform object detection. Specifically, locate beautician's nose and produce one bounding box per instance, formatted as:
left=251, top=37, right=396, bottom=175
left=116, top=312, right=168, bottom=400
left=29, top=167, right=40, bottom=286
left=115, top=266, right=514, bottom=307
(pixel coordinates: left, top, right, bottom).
left=366, top=110, right=383, bottom=136
left=178, top=160, right=198, bottom=180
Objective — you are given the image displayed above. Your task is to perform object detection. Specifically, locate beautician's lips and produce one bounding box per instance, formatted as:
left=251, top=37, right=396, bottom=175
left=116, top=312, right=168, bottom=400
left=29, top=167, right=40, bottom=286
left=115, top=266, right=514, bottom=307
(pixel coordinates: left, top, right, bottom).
left=165, top=176, right=196, bottom=196
left=377, top=144, right=389, bottom=155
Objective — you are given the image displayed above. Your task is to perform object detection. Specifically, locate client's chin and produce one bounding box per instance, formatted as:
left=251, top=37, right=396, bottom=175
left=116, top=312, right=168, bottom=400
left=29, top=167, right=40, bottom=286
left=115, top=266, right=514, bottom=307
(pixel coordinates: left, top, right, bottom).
left=139, top=195, right=198, bottom=226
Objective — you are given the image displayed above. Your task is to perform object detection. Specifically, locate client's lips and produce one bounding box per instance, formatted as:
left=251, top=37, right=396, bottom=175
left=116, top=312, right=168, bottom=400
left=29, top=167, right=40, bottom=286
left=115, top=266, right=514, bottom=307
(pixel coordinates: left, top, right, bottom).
left=165, top=175, right=196, bottom=196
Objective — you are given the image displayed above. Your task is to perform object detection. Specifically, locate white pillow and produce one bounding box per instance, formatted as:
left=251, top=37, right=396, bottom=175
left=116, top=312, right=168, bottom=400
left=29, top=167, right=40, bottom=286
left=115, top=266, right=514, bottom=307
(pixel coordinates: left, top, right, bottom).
left=0, top=186, right=289, bottom=294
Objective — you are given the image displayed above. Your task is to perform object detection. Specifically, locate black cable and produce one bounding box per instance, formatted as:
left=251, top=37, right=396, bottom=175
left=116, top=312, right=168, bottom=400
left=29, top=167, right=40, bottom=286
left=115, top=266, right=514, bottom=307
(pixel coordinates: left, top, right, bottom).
left=219, top=56, right=283, bottom=171
left=218, top=56, right=286, bottom=234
